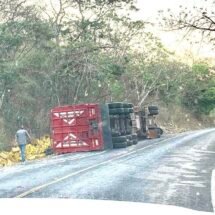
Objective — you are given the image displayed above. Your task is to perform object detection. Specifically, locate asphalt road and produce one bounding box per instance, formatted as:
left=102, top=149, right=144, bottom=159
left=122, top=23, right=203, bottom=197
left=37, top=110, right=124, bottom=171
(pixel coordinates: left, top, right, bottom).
left=0, top=128, right=215, bottom=212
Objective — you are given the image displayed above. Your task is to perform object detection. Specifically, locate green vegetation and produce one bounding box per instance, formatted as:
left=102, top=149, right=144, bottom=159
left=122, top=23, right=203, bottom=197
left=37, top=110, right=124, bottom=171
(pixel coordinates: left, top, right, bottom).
left=0, top=0, right=214, bottom=147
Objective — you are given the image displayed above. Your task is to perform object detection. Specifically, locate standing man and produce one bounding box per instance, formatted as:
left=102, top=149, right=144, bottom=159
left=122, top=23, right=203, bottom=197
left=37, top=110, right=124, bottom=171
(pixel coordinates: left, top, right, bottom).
left=15, top=125, right=31, bottom=163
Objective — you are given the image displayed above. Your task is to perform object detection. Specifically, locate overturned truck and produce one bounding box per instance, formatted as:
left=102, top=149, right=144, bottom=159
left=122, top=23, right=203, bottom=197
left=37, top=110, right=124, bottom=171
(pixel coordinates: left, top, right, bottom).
left=50, top=102, right=163, bottom=154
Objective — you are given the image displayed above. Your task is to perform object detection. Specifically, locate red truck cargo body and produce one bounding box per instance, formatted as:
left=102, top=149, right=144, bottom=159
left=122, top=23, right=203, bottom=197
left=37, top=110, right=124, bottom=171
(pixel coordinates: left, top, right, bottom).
left=51, top=104, right=104, bottom=154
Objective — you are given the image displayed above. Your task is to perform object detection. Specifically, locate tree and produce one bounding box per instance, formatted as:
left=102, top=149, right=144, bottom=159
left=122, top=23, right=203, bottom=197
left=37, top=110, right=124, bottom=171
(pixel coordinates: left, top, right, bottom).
left=158, top=2, right=215, bottom=115
left=0, top=0, right=145, bottom=141
left=159, top=0, right=215, bottom=45
left=182, top=62, right=215, bottom=114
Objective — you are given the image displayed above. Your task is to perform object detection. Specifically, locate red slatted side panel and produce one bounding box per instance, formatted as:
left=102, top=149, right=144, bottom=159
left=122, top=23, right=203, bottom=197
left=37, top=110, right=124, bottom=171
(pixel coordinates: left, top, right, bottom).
left=50, top=104, right=104, bottom=154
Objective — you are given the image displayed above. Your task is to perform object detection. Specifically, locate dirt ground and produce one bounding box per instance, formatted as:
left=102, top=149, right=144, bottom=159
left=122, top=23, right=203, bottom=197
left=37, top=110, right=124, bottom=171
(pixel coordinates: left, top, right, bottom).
left=156, top=103, right=215, bottom=134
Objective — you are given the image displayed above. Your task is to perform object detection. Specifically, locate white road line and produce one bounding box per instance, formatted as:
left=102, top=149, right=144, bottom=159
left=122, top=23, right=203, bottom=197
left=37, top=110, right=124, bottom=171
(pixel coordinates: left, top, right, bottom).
left=15, top=130, right=213, bottom=198
left=15, top=145, right=155, bottom=198
left=211, top=170, right=215, bottom=212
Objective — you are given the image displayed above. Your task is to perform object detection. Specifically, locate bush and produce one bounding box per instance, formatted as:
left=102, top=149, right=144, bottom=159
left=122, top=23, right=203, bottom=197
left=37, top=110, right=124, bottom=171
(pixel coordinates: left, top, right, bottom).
left=198, top=87, right=215, bottom=114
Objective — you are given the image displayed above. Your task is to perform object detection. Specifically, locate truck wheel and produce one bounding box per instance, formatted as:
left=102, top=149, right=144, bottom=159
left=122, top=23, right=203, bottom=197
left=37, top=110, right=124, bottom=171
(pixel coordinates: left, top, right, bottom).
left=108, top=103, right=123, bottom=109
left=112, top=136, right=127, bottom=143
left=120, top=130, right=127, bottom=135
left=148, top=105, right=158, bottom=110
left=133, top=139, right=138, bottom=145
left=155, top=128, right=163, bottom=137
left=148, top=109, right=159, bottom=115
left=131, top=134, right=138, bottom=145
left=122, top=103, right=133, bottom=108
left=127, top=140, right=133, bottom=146
left=113, top=141, right=127, bottom=148
left=132, top=134, right=138, bottom=139
left=126, top=130, right=132, bottom=135
left=127, top=135, right=134, bottom=146
left=124, top=108, right=134, bottom=114
left=127, top=135, right=133, bottom=144
left=148, top=105, right=158, bottom=111
left=111, top=131, right=120, bottom=137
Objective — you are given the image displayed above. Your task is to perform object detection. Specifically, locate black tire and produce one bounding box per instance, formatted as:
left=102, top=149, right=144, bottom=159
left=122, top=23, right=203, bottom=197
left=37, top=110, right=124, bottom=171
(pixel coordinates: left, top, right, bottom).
left=148, top=109, right=159, bottom=115
left=129, top=108, right=134, bottom=113
left=131, top=134, right=138, bottom=145
left=124, top=108, right=134, bottom=114
left=121, top=131, right=127, bottom=136
left=112, top=136, right=127, bottom=143
left=156, top=127, right=163, bottom=137
left=109, top=108, right=125, bottom=115
left=113, top=141, right=127, bottom=148
left=127, top=140, right=133, bottom=146
left=148, top=106, right=158, bottom=111
left=108, top=103, right=123, bottom=109
left=126, top=135, right=133, bottom=141
left=122, top=103, right=133, bottom=108
left=126, top=130, right=132, bottom=135
left=133, top=139, right=138, bottom=145
left=127, top=134, right=133, bottom=146
left=132, top=134, right=138, bottom=139
left=125, top=134, right=131, bottom=139
left=111, top=131, right=120, bottom=137
left=109, top=109, right=117, bottom=115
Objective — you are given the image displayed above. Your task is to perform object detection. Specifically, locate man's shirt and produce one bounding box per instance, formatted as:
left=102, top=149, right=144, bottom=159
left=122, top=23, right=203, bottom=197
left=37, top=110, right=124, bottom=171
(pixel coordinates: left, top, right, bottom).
left=16, top=129, right=30, bottom=145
